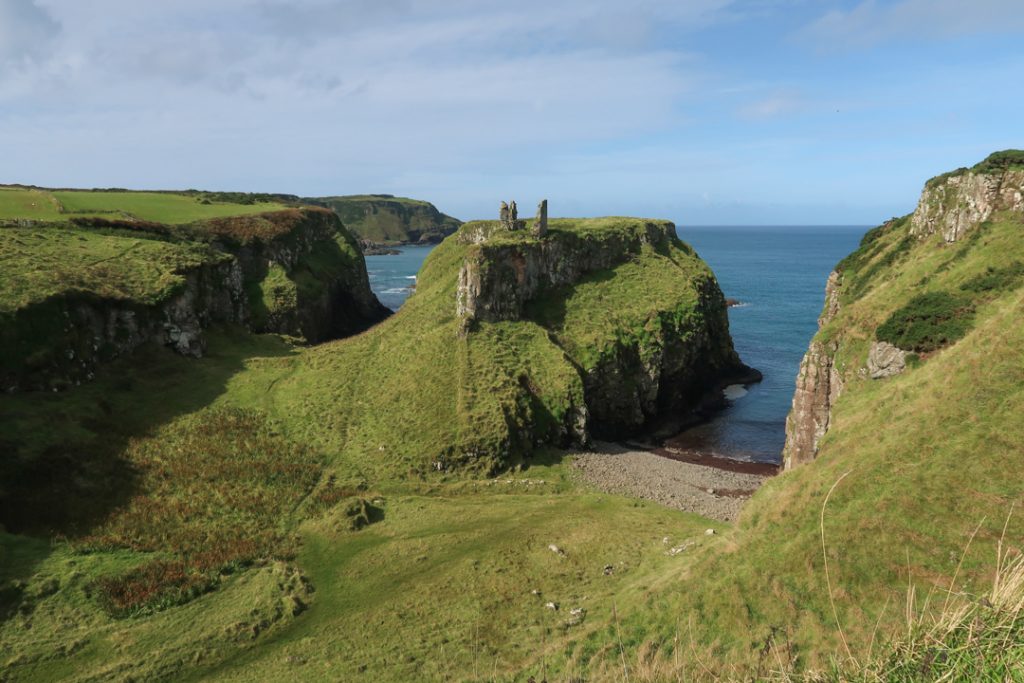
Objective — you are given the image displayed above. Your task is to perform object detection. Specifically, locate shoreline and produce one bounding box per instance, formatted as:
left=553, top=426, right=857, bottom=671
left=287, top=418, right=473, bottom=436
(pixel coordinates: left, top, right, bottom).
left=571, top=440, right=776, bottom=522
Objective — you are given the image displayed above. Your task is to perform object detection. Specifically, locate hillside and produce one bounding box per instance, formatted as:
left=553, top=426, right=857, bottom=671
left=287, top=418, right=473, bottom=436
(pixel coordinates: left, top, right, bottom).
left=594, top=151, right=1024, bottom=677
left=0, top=186, right=294, bottom=224
left=312, top=194, right=462, bottom=247
left=0, top=214, right=753, bottom=681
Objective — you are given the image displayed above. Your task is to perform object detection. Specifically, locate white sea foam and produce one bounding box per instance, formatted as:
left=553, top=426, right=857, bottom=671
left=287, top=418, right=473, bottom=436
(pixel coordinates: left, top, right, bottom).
left=722, top=384, right=748, bottom=400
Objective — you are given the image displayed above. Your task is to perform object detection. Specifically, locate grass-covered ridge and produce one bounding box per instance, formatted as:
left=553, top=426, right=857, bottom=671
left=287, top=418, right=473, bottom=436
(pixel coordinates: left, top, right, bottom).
left=923, top=148, right=1024, bottom=189
left=0, top=186, right=290, bottom=224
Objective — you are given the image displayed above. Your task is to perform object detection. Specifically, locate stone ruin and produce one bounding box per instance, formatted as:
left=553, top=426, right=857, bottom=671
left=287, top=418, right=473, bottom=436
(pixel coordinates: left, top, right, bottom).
left=499, top=199, right=547, bottom=237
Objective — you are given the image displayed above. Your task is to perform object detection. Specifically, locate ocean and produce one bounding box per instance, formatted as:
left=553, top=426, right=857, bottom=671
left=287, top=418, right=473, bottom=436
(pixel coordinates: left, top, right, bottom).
left=365, top=225, right=865, bottom=465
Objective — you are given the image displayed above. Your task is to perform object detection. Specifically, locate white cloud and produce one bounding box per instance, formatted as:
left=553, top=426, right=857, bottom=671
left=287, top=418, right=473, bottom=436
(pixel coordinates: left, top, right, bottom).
left=801, top=0, right=1024, bottom=49
left=0, top=0, right=59, bottom=63
left=0, top=0, right=729, bottom=194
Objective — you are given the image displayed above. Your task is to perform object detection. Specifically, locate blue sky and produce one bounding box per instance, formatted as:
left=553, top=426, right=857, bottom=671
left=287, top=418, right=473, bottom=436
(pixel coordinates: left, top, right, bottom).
left=0, top=0, right=1021, bottom=224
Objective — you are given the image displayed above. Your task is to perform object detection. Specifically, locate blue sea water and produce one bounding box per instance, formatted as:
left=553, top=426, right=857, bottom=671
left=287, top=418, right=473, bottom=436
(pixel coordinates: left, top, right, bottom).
left=678, top=226, right=865, bottom=463
left=365, top=226, right=865, bottom=464
left=365, top=245, right=436, bottom=311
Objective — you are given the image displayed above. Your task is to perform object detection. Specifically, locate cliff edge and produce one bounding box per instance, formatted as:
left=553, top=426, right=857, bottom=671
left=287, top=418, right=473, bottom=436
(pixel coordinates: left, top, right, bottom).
left=783, top=150, right=1024, bottom=468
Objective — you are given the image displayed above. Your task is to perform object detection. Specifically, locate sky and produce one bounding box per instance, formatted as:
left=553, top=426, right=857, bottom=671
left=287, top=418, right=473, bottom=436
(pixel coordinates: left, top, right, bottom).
left=0, top=0, right=1021, bottom=225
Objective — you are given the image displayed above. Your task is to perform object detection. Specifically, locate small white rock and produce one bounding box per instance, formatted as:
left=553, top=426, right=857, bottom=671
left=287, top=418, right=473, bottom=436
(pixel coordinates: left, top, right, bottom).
left=705, top=529, right=716, bottom=536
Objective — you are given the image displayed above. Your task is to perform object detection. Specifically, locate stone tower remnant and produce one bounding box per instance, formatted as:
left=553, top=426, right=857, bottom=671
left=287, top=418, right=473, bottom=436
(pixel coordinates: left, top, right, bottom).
left=532, top=199, right=548, bottom=237
left=499, top=199, right=545, bottom=234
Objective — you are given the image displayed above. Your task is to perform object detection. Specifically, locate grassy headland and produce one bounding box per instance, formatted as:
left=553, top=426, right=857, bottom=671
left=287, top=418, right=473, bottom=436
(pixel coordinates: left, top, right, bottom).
left=312, top=194, right=462, bottom=245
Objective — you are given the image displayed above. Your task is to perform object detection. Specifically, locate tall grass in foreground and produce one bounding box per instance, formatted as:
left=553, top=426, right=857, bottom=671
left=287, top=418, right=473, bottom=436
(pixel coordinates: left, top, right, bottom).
left=617, top=503, right=1024, bottom=682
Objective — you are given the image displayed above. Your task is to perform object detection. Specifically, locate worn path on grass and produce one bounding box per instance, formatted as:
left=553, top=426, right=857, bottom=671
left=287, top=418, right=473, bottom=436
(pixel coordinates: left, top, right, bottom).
left=571, top=441, right=777, bottom=522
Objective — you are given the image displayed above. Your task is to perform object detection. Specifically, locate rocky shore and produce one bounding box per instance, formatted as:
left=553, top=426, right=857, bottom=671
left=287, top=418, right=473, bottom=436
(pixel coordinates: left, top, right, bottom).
left=572, top=441, right=775, bottom=522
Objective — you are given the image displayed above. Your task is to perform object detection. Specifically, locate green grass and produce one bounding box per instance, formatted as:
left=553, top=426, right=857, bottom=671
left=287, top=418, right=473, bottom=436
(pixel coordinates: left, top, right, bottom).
left=0, top=226, right=223, bottom=314
left=0, top=187, right=64, bottom=221
left=0, top=215, right=741, bottom=681
left=3, top=187, right=1022, bottom=682
left=0, top=186, right=287, bottom=225
left=315, top=195, right=461, bottom=244
left=578, top=211, right=1024, bottom=678
left=924, top=149, right=1024, bottom=189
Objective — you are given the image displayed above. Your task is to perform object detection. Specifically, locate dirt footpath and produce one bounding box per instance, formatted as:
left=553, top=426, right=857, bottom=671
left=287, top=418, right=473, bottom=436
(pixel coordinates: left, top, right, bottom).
left=571, top=441, right=777, bottom=522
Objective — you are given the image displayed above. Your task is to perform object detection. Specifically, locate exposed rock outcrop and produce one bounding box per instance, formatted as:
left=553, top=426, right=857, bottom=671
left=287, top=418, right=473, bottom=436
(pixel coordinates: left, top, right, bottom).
left=213, top=208, right=390, bottom=342
left=911, top=169, right=1024, bottom=242
left=2, top=257, right=247, bottom=392
left=455, top=218, right=757, bottom=440
left=2, top=208, right=388, bottom=393
left=867, top=341, right=907, bottom=379
left=782, top=270, right=843, bottom=469
left=455, top=220, right=678, bottom=328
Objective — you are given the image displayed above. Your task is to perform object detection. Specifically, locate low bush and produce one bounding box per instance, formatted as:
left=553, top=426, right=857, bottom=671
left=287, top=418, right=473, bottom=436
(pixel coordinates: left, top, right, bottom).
left=876, top=291, right=975, bottom=353
left=78, top=408, right=322, bottom=616
left=960, top=262, right=1024, bottom=294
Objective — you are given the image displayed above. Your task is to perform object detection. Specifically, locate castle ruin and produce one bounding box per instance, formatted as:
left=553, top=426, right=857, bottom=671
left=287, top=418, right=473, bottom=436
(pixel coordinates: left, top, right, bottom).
left=499, top=199, right=547, bottom=236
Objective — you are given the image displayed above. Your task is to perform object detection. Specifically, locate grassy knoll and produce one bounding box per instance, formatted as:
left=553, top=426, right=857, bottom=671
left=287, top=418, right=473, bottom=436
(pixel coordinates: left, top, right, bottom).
left=0, top=186, right=287, bottom=224
left=264, top=217, right=726, bottom=479
left=0, top=328, right=720, bottom=681
left=5, top=189, right=1021, bottom=681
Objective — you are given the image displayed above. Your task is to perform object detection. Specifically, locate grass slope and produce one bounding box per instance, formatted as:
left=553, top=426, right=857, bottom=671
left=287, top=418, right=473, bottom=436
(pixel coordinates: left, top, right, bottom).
left=0, top=217, right=736, bottom=681
left=0, top=226, right=224, bottom=314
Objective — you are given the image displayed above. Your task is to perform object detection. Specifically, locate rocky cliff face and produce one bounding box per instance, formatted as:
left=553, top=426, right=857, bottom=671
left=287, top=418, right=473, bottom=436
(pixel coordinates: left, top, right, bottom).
left=782, top=270, right=844, bottom=469
left=911, top=168, right=1024, bottom=243
left=214, top=208, right=390, bottom=342
left=2, top=257, right=247, bottom=392
left=455, top=219, right=676, bottom=328
left=2, top=208, right=388, bottom=393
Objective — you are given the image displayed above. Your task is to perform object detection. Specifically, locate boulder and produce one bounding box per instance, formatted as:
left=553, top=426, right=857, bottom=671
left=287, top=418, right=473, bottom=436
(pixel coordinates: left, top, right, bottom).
left=867, top=341, right=907, bottom=379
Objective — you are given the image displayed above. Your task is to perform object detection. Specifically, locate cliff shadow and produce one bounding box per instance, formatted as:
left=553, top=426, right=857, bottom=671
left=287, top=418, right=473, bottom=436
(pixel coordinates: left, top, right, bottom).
left=0, top=328, right=295, bottom=617
left=523, top=268, right=619, bottom=333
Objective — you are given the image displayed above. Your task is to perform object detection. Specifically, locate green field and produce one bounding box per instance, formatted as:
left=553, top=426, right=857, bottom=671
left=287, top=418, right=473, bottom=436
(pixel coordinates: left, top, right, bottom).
left=0, top=186, right=287, bottom=224
left=0, top=226, right=223, bottom=314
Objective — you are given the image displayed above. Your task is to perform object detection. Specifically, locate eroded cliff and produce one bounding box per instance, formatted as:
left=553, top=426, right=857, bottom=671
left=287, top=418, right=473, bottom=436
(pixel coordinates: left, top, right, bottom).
left=782, top=150, right=1024, bottom=469
left=0, top=207, right=387, bottom=392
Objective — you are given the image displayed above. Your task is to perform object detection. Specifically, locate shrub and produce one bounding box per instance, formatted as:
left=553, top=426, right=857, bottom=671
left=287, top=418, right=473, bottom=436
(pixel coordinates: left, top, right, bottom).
left=79, top=408, right=322, bottom=616
left=959, top=262, right=1024, bottom=294
left=876, top=292, right=975, bottom=353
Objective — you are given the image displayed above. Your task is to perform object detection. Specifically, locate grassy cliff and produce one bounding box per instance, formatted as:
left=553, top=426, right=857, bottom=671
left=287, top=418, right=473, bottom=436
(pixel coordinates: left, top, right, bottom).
left=312, top=194, right=462, bottom=245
